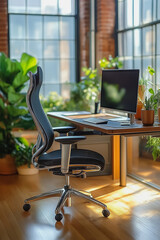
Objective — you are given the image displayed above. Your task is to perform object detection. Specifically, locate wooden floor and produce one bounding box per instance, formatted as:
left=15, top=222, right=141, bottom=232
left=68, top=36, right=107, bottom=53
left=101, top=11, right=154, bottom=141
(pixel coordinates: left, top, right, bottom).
left=0, top=171, right=160, bottom=240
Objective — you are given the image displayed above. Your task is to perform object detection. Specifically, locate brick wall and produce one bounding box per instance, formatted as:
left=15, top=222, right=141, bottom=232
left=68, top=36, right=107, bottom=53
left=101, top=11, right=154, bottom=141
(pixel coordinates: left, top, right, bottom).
left=79, top=0, right=90, bottom=73
left=0, top=0, right=8, bottom=56
left=96, top=0, right=115, bottom=64
left=79, top=0, right=116, bottom=71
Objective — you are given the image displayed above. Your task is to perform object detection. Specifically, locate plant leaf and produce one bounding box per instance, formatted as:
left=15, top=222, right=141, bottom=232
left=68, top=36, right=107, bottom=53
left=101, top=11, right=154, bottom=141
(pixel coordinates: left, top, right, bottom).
left=13, top=72, right=29, bottom=88
left=20, top=53, right=37, bottom=75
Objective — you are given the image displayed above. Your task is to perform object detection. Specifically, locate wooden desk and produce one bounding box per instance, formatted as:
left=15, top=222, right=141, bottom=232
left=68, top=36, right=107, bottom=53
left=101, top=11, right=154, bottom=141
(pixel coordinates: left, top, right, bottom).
left=48, top=112, right=160, bottom=186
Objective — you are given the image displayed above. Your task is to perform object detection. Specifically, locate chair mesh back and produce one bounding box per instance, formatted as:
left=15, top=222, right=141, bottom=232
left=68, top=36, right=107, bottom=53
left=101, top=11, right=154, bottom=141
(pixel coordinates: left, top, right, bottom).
left=26, top=66, right=54, bottom=153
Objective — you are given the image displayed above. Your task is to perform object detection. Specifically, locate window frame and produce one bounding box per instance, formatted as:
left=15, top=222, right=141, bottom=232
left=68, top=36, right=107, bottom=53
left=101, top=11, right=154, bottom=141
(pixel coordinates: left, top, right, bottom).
left=116, top=0, right=160, bottom=88
left=8, top=0, right=80, bottom=96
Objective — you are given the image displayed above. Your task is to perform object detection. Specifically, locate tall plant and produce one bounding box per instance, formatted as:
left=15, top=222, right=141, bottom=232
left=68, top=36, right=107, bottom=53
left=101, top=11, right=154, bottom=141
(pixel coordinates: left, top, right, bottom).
left=0, top=52, right=37, bottom=157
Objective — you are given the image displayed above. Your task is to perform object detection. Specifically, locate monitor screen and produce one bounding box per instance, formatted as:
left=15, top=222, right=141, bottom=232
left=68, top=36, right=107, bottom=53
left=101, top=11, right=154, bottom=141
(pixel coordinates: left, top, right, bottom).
left=100, top=69, right=139, bottom=114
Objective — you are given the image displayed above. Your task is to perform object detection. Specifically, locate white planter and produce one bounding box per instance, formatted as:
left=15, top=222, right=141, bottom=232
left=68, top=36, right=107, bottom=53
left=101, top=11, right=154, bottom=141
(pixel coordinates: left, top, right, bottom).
left=17, top=164, right=39, bottom=175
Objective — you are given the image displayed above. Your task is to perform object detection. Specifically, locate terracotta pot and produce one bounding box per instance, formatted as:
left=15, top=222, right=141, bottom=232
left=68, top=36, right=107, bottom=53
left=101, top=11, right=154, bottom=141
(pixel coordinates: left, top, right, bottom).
left=141, top=109, right=154, bottom=126
left=135, top=85, right=145, bottom=120
left=0, top=154, right=17, bottom=175
left=135, top=102, right=143, bottom=120
left=138, top=85, right=145, bottom=102
left=17, top=164, right=39, bottom=175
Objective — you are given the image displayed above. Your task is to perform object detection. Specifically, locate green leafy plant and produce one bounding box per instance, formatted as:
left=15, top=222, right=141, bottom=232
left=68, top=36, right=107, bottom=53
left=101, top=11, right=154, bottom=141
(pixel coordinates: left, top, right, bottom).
left=139, top=66, right=158, bottom=110
left=143, top=88, right=157, bottom=110
left=146, top=136, right=160, bottom=161
left=139, top=66, right=155, bottom=86
left=0, top=52, right=37, bottom=157
left=12, top=137, right=33, bottom=167
left=40, top=91, right=65, bottom=112
left=99, top=55, right=123, bottom=69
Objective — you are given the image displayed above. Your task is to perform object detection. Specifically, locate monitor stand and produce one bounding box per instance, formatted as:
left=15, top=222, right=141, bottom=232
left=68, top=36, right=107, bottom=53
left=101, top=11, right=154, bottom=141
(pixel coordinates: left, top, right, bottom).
left=128, top=113, right=135, bottom=125
left=106, top=113, right=135, bottom=125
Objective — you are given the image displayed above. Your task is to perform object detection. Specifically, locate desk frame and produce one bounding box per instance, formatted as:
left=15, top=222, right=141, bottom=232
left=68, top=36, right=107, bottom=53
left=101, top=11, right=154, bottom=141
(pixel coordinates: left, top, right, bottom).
left=48, top=112, right=160, bottom=187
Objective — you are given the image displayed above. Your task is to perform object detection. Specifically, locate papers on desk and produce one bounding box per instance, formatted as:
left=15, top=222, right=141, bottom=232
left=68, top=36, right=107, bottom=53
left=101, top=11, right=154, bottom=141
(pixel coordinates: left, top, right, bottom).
left=62, top=111, right=91, bottom=116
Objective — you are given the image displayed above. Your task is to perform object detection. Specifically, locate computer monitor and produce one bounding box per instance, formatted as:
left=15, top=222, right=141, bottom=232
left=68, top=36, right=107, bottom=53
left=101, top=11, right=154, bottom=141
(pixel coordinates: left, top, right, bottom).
left=100, top=69, right=139, bottom=114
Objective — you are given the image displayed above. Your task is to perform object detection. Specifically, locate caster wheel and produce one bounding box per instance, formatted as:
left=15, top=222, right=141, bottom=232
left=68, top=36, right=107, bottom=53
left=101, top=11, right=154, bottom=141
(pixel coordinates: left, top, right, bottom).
left=23, top=203, right=31, bottom=212
left=55, top=213, right=63, bottom=222
left=102, top=209, right=110, bottom=217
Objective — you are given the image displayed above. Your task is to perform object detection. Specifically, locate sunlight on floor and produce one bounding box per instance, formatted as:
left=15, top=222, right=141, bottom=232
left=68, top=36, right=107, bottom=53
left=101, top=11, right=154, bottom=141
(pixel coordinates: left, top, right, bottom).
left=85, top=181, right=160, bottom=219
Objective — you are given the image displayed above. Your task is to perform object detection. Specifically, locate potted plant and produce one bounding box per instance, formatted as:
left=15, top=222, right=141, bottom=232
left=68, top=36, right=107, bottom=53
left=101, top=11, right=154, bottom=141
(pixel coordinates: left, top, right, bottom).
left=12, top=137, right=38, bottom=175
left=141, top=88, right=157, bottom=126
left=0, top=52, right=37, bottom=174
left=135, top=66, right=155, bottom=120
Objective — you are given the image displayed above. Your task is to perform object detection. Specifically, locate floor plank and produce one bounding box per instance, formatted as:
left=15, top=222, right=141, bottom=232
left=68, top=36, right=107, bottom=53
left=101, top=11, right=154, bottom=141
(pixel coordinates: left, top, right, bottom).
left=0, top=171, right=160, bottom=240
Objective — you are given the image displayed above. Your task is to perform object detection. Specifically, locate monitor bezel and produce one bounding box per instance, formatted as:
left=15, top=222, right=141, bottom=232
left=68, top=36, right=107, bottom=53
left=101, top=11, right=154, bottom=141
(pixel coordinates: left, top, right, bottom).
left=100, top=69, right=139, bottom=115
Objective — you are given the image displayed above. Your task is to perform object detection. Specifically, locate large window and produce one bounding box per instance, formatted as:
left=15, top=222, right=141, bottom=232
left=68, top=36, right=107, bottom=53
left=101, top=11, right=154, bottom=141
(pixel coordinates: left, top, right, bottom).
left=8, top=0, right=78, bottom=97
left=117, top=0, right=160, bottom=87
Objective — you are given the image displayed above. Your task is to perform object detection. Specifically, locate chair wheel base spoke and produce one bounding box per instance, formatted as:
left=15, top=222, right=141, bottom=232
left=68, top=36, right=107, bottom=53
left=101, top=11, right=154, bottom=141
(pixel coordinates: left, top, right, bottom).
left=23, top=203, right=31, bottom=212
left=55, top=213, right=63, bottom=222
left=102, top=209, right=110, bottom=217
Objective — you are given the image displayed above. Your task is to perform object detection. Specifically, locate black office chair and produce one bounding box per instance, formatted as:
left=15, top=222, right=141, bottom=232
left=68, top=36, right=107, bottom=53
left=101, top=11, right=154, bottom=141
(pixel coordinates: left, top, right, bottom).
left=23, top=66, right=110, bottom=221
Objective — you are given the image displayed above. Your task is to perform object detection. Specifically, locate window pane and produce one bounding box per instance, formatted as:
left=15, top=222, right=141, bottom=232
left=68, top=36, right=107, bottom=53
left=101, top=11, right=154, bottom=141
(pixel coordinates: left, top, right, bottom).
left=123, top=59, right=133, bottom=69
left=44, top=84, right=60, bottom=96
left=158, top=0, right=160, bottom=19
left=60, top=59, right=75, bottom=83
left=27, top=40, right=43, bottom=59
left=9, top=15, right=25, bottom=39
left=44, top=17, right=59, bottom=39
left=118, top=33, right=123, bottom=57
left=143, top=0, right=152, bottom=23
left=60, top=41, right=75, bottom=58
left=61, top=83, right=71, bottom=99
left=118, top=0, right=124, bottom=30
left=8, top=0, right=25, bottom=13
left=124, top=31, right=133, bottom=56
left=59, top=0, right=75, bottom=15
left=153, top=0, right=156, bottom=21
left=134, top=58, right=141, bottom=76
left=60, top=17, right=75, bottom=40
left=27, top=16, right=42, bottom=39
left=134, top=29, right=141, bottom=56
left=10, top=40, right=25, bottom=59
left=44, top=60, right=59, bottom=83
left=134, top=0, right=141, bottom=26
left=125, top=0, right=133, bottom=28
left=41, top=0, right=58, bottom=14
left=156, top=56, right=160, bottom=85
left=27, top=0, right=41, bottom=13
left=157, top=24, right=160, bottom=54
left=142, top=57, right=152, bottom=75
left=143, top=26, right=154, bottom=56
left=44, top=41, right=59, bottom=58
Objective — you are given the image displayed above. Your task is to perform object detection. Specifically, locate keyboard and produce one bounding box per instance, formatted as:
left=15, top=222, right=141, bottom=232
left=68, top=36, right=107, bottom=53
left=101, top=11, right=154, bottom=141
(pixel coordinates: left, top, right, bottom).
left=83, top=117, right=108, bottom=124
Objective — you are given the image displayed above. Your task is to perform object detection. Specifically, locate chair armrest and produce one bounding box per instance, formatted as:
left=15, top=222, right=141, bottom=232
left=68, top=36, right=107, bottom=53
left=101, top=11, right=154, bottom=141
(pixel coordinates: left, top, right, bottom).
left=52, top=126, right=76, bottom=134
left=56, top=136, right=86, bottom=174
left=55, top=136, right=86, bottom=145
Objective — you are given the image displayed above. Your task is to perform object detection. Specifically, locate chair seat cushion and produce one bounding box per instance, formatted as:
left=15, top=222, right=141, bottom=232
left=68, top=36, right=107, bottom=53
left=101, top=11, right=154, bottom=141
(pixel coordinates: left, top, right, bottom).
left=38, top=149, right=105, bottom=170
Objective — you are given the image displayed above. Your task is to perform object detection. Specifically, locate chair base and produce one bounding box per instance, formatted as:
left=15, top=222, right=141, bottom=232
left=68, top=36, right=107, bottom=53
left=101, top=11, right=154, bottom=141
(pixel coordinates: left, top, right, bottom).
left=23, top=176, right=110, bottom=221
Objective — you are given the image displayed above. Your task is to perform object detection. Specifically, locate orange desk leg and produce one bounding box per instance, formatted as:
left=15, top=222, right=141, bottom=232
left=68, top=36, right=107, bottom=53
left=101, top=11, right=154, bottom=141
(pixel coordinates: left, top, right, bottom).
left=112, top=135, right=120, bottom=180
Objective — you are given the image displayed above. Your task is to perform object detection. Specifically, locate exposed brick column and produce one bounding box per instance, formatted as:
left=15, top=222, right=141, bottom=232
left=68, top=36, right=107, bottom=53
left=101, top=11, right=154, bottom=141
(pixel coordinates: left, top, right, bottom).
left=79, top=0, right=90, bottom=73
left=96, top=0, right=115, bottom=66
left=0, top=0, right=8, bottom=56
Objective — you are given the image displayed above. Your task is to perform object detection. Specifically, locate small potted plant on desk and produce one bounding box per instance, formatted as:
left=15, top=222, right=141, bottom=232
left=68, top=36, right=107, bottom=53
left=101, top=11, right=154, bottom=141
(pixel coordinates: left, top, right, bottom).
left=135, top=66, right=155, bottom=120
left=141, top=88, right=157, bottom=126
left=12, top=138, right=38, bottom=175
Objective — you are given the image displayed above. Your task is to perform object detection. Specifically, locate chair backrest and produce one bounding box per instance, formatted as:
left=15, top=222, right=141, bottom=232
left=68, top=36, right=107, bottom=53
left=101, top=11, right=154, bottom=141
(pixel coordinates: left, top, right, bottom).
left=26, top=66, right=54, bottom=156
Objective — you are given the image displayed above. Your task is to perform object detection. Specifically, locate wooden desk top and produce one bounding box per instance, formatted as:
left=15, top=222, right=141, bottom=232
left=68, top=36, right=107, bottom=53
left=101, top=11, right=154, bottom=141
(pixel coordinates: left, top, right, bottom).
left=48, top=112, right=160, bottom=136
